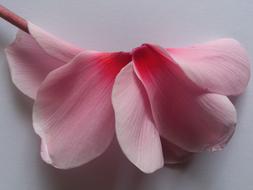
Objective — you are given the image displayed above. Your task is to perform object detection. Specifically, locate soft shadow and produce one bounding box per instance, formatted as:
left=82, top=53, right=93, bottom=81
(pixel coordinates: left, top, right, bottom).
left=37, top=139, right=145, bottom=190
left=229, top=95, right=241, bottom=106
left=229, top=91, right=249, bottom=118
left=0, top=29, right=9, bottom=50
left=164, top=156, right=195, bottom=171
left=41, top=140, right=123, bottom=190
left=229, top=91, right=248, bottom=109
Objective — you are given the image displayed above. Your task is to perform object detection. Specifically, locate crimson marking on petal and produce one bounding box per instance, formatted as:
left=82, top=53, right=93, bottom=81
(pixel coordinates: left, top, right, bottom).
left=33, top=50, right=131, bottom=169
left=132, top=43, right=237, bottom=152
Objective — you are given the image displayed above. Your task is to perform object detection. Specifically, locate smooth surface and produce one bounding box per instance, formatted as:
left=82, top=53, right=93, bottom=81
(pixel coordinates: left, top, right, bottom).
left=0, top=0, right=253, bottom=189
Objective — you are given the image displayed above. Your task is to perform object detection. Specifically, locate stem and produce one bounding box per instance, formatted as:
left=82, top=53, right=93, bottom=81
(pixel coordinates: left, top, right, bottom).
left=0, top=4, right=29, bottom=33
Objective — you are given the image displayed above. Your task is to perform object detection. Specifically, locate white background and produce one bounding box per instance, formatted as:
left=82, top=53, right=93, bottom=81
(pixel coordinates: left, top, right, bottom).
left=0, top=0, right=253, bottom=190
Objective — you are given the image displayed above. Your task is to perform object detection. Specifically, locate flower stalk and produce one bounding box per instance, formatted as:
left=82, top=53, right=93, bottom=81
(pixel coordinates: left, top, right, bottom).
left=0, top=4, right=29, bottom=33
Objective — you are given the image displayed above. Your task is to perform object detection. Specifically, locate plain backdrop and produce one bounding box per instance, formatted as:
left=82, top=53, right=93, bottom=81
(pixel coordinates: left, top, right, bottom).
left=0, top=1, right=253, bottom=190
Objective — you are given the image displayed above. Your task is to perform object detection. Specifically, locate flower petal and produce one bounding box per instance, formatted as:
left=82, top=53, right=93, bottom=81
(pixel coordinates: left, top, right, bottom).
left=5, top=23, right=82, bottom=99
left=28, top=22, right=82, bottom=62
left=167, top=39, right=250, bottom=96
left=33, top=51, right=131, bottom=169
left=132, top=44, right=236, bottom=152
left=161, top=138, right=193, bottom=164
left=112, top=63, right=163, bottom=173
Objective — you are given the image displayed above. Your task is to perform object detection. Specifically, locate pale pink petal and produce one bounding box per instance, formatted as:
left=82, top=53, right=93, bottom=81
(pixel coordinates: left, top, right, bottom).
left=5, top=23, right=82, bottom=99
left=132, top=44, right=236, bottom=152
left=167, top=39, right=250, bottom=96
left=161, top=138, right=193, bottom=164
left=33, top=51, right=131, bottom=169
left=112, top=63, right=163, bottom=173
left=28, top=22, right=82, bottom=62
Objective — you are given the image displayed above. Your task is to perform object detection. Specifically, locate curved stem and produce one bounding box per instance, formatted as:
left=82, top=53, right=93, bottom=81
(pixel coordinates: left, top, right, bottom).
left=0, top=4, right=29, bottom=33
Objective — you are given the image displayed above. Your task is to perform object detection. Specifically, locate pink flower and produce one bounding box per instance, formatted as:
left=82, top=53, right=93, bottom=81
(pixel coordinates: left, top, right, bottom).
left=5, top=23, right=250, bottom=173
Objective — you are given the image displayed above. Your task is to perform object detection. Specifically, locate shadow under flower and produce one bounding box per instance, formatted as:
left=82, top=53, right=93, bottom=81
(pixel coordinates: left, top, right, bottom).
left=36, top=138, right=145, bottom=190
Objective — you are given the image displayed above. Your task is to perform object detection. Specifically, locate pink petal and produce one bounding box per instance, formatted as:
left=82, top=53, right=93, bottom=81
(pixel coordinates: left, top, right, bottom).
left=33, top=51, right=131, bottom=169
left=112, top=63, right=163, bottom=173
left=5, top=23, right=82, bottom=99
left=132, top=44, right=236, bottom=152
left=167, top=39, right=250, bottom=96
left=161, top=138, right=193, bottom=164
left=28, top=22, right=82, bottom=62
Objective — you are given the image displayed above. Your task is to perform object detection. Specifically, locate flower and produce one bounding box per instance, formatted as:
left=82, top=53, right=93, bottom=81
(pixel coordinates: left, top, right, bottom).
left=5, top=22, right=250, bottom=173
